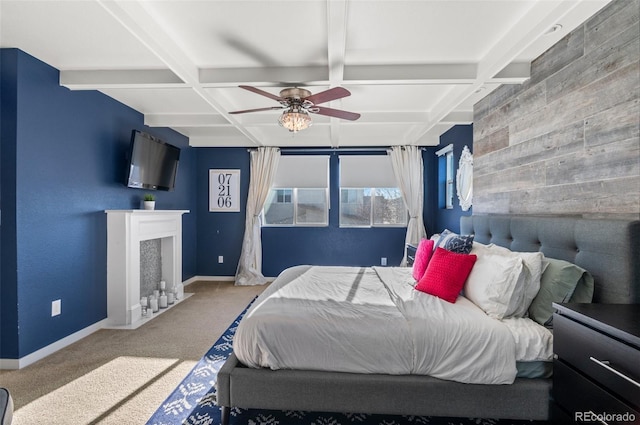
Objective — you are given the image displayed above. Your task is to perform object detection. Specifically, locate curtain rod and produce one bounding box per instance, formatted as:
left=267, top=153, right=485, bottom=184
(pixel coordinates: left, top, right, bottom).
left=282, top=147, right=388, bottom=153
left=247, top=146, right=426, bottom=153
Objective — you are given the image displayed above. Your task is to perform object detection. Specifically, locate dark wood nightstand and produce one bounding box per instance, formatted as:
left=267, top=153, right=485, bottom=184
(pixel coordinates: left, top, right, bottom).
left=552, top=303, right=640, bottom=424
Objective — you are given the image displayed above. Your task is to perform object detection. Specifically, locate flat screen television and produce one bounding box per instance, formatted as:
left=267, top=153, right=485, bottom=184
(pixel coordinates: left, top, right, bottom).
left=125, top=130, right=180, bottom=191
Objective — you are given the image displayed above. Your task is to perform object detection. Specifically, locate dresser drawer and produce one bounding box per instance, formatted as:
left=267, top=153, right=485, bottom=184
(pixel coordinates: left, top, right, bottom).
left=554, top=360, right=640, bottom=424
left=554, top=314, right=640, bottom=408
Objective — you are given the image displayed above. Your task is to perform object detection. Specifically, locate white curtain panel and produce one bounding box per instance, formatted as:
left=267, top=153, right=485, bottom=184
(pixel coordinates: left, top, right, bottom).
left=235, top=147, right=280, bottom=286
left=389, top=146, right=427, bottom=266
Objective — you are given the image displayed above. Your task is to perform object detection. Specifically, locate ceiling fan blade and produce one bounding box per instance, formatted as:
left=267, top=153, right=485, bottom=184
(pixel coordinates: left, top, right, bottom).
left=304, top=87, right=351, bottom=105
left=229, top=106, right=284, bottom=114
left=239, top=85, right=284, bottom=102
left=312, top=106, right=361, bottom=121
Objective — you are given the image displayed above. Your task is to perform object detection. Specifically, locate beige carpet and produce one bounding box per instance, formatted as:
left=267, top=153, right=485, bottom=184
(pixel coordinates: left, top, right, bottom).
left=0, top=281, right=267, bottom=425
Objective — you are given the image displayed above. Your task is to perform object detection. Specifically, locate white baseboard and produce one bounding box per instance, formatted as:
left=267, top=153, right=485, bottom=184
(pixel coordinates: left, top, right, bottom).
left=0, top=318, right=109, bottom=370
left=182, top=276, right=276, bottom=286
left=183, top=275, right=236, bottom=286
left=0, top=276, right=275, bottom=369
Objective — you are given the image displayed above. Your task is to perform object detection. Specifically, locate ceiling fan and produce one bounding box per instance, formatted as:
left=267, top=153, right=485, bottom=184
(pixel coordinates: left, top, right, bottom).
left=229, top=85, right=361, bottom=132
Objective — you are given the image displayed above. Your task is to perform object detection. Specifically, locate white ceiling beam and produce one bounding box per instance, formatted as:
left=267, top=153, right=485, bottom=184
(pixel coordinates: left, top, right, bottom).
left=345, top=64, right=478, bottom=84
left=408, top=0, right=587, bottom=144
left=60, top=69, right=184, bottom=90
left=199, top=66, right=329, bottom=87
left=326, top=0, right=348, bottom=147
left=345, top=62, right=529, bottom=85
left=145, top=114, right=230, bottom=127
left=188, top=136, right=257, bottom=148
left=441, top=110, right=474, bottom=124
left=96, top=0, right=199, bottom=84
left=59, top=61, right=530, bottom=91
left=327, top=0, right=347, bottom=86
left=145, top=109, right=474, bottom=128
left=476, top=2, right=583, bottom=83
left=357, top=112, right=429, bottom=123
left=493, top=62, right=531, bottom=84
left=95, top=0, right=262, bottom=146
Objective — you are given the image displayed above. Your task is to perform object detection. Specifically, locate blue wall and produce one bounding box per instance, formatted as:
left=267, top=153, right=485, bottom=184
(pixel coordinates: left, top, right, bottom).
left=0, top=49, right=197, bottom=359
left=195, top=150, right=407, bottom=279
left=192, top=139, right=476, bottom=279
left=1, top=49, right=19, bottom=358
left=0, top=47, right=473, bottom=361
left=262, top=153, right=406, bottom=276
left=423, top=125, right=473, bottom=235
left=195, top=148, right=251, bottom=277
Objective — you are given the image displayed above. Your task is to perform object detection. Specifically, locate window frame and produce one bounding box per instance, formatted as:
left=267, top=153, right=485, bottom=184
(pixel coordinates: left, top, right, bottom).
left=262, top=187, right=329, bottom=227
left=262, top=155, right=330, bottom=228
left=339, top=154, right=407, bottom=228
left=436, top=144, right=455, bottom=210
left=339, top=186, right=408, bottom=228
left=445, top=150, right=454, bottom=209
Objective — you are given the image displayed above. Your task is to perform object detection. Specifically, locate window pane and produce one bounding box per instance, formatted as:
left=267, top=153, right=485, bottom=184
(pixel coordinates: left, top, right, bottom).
left=264, top=189, right=294, bottom=225
left=296, top=189, right=327, bottom=225
left=340, top=188, right=371, bottom=226
left=446, top=152, right=454, bottom=180
left=373, top=188, right=406, bottom=225
left=446, top=152, right=454, bottom=209
left=276, top=189, right=292, bottom=203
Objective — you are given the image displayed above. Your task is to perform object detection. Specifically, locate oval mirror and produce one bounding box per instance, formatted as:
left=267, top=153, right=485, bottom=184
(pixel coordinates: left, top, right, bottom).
left=456, top=146, right=473, bottom=211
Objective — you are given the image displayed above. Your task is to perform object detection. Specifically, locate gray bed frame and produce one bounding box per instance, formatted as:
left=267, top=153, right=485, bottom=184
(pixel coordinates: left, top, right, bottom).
left=217, top=214, right=640, bottom=423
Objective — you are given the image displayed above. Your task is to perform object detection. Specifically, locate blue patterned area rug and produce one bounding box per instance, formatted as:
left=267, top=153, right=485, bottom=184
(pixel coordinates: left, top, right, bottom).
left=147, top=300, right=548, bottom=425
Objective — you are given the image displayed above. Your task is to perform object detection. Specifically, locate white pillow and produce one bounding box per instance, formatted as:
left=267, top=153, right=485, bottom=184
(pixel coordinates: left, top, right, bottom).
left=464, top=246, right=525, bottom=319
left=481, top=244, right=544, bottom=318
left=467, top=242, right=545, bottom=319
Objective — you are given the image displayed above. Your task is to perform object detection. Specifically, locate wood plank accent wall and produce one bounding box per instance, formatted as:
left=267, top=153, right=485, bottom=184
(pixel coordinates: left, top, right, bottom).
left=473, top=0, right=639, bottom=218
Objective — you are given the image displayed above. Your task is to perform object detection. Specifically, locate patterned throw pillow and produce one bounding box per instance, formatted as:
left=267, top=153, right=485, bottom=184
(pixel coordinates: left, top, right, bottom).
left=434, top=229, right=474, bottom=254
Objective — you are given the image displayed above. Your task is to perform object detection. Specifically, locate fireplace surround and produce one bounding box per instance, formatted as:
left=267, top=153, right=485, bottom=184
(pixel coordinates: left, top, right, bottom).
left=105, top=209, right=189, bottom=328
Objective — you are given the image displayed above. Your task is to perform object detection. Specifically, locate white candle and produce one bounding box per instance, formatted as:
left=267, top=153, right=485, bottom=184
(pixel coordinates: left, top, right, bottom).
left=140, top=297, right=148, bottom=316
left=150, top=297, right=158, bottom=312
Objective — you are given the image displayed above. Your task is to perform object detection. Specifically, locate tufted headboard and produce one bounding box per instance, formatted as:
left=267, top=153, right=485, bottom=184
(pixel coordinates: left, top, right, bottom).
left=460, top=215, right=640, bottom=304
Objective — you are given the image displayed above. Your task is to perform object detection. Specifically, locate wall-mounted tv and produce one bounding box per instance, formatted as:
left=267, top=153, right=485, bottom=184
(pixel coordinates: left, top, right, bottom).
left=125, top=130, right=180, bottom=191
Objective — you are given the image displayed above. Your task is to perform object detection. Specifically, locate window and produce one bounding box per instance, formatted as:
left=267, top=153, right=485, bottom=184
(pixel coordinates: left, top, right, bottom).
left=436, top=144, right=454, bottom=209
left=446, top=150, right=454, bottom=209
left=339, top=155, right=407, bottom=227
left=262, top=156, right=329, bottom=226
left=275, top=189, right=292, bottom=204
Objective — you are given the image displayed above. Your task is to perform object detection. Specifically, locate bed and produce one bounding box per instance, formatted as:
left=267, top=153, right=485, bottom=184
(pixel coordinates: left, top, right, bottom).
left=217, top=214, right=640, bottom=423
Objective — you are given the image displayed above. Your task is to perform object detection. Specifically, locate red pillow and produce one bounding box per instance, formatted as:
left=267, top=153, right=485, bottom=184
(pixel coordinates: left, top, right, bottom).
left=412, top=239, right=435, bottom=281
left=415, top=247, right=477, bottom=303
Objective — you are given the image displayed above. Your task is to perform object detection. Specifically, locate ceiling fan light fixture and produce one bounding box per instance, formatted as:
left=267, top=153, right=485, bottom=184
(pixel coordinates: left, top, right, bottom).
left=279, top=108, right=312, bottom=132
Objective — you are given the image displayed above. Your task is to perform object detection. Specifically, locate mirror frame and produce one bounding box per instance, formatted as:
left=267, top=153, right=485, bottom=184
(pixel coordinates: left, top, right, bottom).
left=456, top=145, right=473, bottom=211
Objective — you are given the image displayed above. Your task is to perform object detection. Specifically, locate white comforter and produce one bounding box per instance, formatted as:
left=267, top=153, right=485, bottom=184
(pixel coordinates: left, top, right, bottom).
left=233, top=265, right=550, bottom=385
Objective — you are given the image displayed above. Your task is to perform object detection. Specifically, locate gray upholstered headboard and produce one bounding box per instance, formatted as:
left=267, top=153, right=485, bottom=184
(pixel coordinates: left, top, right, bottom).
left=460, top=215, right=640, bottom=304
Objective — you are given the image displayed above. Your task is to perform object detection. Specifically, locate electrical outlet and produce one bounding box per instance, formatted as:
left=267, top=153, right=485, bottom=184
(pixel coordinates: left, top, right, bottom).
left=218, top=255, right=224, bottom=264
left=381, top=257, right=387, bottom=266
left=52, top=299, right=61, bottom=317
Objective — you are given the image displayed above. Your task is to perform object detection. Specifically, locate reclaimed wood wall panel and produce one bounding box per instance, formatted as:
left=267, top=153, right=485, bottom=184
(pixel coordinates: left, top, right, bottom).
left=473, top=0, right=639, bottom=218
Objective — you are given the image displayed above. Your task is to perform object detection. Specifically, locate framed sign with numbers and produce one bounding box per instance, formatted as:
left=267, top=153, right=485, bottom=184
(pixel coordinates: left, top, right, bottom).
left=209, top=169, right=240, bottom=212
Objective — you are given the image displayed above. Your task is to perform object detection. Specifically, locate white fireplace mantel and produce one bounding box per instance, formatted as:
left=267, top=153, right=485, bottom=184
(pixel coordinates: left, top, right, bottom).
left=105, top=209, right=189, bottom=327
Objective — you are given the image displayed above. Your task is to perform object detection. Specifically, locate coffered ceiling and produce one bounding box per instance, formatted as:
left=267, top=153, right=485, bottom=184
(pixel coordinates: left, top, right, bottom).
left=0, top=0, right=611, bottom=148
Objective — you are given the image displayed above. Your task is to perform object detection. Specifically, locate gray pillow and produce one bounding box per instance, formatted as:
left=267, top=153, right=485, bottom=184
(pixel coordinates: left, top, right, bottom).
left=527, top=258, right=594, bottom=327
